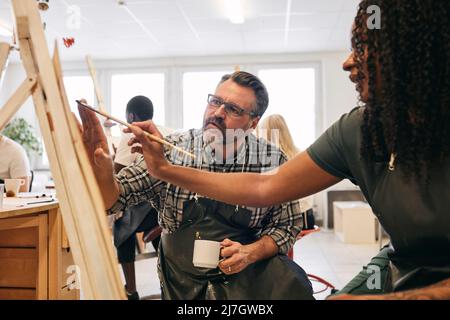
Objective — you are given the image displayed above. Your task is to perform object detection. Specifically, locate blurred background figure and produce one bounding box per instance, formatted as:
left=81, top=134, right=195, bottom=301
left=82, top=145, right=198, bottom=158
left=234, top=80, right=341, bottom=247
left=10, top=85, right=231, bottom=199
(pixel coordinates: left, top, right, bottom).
left=0, top=134, right=31, bottom=193
left=113, top=95, right=172, bottom=300
left=257, top=114, right=314, bottom=228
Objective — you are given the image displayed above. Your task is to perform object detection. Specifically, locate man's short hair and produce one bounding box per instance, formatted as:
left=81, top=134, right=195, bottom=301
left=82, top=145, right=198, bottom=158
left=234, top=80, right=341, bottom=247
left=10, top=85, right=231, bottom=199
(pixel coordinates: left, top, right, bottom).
left=126, top=95, right=154, bottom=121
left=219, top=71, right=269, bottom=117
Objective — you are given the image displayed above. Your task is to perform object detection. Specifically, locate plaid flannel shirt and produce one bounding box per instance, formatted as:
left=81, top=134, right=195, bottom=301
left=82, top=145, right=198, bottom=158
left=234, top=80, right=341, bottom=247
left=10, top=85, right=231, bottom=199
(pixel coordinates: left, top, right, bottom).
left=109, top=129, right=303, bottom=254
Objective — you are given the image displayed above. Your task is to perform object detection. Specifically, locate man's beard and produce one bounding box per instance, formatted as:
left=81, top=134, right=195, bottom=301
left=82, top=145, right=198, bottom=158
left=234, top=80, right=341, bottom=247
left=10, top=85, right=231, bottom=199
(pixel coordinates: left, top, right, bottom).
left=203, top=116, right=251, bottom=147
left=203, top=116, right=227, bottom=145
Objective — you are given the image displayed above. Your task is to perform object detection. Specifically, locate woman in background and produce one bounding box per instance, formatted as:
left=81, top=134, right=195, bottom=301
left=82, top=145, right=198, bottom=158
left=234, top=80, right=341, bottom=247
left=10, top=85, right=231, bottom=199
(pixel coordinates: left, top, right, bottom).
left=257, top=114, right=314, bottom=224
left=257, top=114, right=299, bottom=159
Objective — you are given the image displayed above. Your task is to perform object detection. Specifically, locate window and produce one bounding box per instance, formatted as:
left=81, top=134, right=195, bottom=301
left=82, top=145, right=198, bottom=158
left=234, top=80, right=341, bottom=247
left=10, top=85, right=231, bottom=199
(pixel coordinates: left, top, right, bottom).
left=37, top=76, right=95, bottom=168
left=257, top=68, right=316, bottom=151
left=63, top=75, right=95, bottom=118
left=111, top=73, right=165, bottom=136
left=182, top=70, right=230, bottom=129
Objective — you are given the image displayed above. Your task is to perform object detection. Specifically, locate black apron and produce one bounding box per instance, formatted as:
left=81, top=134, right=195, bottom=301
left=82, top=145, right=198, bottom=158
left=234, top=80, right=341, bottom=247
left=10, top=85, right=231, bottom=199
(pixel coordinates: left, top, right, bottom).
left=157, top=196, right=314, bottom=300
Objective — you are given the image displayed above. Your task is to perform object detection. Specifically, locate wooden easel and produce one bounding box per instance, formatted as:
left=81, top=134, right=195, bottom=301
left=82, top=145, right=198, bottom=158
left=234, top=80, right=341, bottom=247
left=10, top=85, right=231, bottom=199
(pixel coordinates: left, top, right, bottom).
left=0, top=43, right=10, bottom=86
left=0, top=0, right=124, bottom=300
left=85, top=55, right=116, bottom=137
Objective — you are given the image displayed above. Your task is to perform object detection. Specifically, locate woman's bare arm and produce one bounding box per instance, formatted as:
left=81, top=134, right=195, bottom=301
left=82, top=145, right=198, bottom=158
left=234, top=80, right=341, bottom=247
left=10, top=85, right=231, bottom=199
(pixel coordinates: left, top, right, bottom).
left=129, top=122, right=342, bottom=207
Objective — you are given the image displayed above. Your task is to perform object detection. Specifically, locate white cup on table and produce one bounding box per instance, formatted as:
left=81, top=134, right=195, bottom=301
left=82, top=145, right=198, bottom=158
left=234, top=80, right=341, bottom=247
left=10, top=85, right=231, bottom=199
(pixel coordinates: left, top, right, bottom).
left=5, top=178, right=25, bottom=197
left=193, top=239, right=221, bottom=268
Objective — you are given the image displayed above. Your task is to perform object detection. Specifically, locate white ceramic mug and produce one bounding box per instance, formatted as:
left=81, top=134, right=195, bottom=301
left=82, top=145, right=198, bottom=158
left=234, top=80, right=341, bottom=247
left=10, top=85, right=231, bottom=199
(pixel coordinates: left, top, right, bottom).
left=192, top=240, right=221, bottom=268
left=0, top=184, right=4, bottom=208
left=5, top=178, right=25, bottom=197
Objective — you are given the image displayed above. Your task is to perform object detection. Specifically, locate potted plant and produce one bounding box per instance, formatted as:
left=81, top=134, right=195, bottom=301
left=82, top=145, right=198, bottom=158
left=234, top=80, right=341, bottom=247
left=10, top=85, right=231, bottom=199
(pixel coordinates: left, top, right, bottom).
left=1, top=117, right=43, bottom=158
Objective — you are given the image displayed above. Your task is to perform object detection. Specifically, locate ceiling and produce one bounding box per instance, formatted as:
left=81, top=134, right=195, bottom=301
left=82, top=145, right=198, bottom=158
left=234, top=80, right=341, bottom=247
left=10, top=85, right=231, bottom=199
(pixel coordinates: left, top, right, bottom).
left=0, top=0, right=359, bottom=61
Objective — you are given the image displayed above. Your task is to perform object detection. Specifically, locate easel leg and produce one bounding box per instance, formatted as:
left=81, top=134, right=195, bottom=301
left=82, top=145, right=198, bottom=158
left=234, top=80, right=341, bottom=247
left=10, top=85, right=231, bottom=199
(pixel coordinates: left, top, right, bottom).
left=10, top=0, right=125, bottom=299
left=0, top=76, right=36, bottom=130
left=0, top=43, right=10, bottom=82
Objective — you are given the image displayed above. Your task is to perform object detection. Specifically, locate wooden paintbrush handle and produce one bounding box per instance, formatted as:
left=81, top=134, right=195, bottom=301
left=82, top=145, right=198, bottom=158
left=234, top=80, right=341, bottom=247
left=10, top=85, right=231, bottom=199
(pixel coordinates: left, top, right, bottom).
left=77, top=100, right=196, bottom=159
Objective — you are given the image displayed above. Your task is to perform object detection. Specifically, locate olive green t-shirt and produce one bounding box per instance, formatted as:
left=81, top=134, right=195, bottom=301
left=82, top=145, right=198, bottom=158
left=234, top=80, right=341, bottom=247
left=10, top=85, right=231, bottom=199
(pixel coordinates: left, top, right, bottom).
left=307, top=107, right=450, bottom=290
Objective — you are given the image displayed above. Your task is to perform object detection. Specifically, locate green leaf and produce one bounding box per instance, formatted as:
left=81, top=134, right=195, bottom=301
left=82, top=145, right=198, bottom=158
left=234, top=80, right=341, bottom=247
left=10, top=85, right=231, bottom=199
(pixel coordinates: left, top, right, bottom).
left=1, top=118, right=43, bottom=157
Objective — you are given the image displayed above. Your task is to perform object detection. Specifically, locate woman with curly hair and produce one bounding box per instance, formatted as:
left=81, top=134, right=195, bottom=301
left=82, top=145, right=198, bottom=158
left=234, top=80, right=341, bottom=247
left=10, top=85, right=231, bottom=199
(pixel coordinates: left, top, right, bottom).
left=90, top=0, right=450, bottom=299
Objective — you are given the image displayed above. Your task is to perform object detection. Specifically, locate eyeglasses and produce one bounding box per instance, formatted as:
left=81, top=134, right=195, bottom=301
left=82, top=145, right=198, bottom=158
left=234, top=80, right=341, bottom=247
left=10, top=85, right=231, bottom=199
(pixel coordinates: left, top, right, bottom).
left=207, top=94, right=258, bottom=118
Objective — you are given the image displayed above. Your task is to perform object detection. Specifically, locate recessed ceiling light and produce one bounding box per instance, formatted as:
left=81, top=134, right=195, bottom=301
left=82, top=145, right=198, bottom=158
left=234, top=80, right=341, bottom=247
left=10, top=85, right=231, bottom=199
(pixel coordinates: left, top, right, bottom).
left=37, top=0, right=50, bottom=11
left=225, top=0, right=244, bottom=24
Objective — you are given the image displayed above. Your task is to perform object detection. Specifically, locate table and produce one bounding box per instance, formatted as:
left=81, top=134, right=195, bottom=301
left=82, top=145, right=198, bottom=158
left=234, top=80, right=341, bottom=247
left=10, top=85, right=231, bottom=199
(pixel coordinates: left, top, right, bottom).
left=0, top=196, right=79, bottom=300
left=333, top=201, right=377, bottom=244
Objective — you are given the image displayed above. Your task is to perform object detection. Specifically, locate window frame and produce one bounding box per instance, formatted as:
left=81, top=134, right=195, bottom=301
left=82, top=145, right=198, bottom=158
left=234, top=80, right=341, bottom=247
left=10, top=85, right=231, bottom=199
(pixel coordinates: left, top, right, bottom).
left=179, top=66, right=236, bottom=130
left=35, top=71, right=95, bottom=170
left=251, top=61, right=323, bottom=145
left=34, top=60, right=323, bottom=171
left=106, top=67, right=169, bottom=126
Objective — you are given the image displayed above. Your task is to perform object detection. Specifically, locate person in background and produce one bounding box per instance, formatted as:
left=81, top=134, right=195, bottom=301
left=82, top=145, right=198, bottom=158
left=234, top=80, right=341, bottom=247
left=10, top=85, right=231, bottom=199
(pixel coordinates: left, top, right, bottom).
left=257, top=114, right=314, bottom=221
left=113, top=95, right=172, bottom=300
left=0, top=133, right=31, bottom=192
left=124, top=0, right=450, bottom=299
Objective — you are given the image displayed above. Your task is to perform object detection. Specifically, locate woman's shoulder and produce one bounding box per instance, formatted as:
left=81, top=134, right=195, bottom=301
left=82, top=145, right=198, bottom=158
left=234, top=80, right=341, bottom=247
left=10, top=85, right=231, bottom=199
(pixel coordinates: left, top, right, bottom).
left=321, top=107, right=364, bottom=147
left=336, top=107, right=364, bottom=130
left=306, top=107, right=365, bottom=181
left=1, top=136, right=27, bottom=155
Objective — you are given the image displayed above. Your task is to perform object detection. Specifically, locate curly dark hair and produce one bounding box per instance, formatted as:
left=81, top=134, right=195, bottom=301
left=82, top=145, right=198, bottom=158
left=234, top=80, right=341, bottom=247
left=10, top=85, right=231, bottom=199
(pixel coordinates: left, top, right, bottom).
left=353, top=0, right=450, bottom=181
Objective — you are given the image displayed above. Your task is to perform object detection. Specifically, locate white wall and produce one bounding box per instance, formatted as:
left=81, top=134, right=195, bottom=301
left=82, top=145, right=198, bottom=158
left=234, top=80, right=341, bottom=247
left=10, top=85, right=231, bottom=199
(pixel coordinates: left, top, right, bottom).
left=0, top=50, right=359, bottom=223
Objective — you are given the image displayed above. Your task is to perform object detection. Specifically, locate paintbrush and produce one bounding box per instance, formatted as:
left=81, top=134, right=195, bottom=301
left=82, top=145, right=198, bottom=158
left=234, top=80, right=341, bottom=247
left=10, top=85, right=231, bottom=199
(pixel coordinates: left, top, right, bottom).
left=76, top=100, right=196, bottom=159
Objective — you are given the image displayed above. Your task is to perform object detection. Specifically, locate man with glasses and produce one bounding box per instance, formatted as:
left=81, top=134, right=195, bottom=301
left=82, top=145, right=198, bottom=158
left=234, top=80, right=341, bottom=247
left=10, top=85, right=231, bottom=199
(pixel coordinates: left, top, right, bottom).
left=78, top=71, right=313, bottom=299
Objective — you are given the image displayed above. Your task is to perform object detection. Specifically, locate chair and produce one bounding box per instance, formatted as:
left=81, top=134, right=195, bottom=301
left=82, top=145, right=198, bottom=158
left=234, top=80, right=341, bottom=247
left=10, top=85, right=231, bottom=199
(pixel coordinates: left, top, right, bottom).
left=289, top=211, right=336, bottom=295
left=29, top=170, right=34, bottom=192
left=287, top=225, right=321, bottom=259
left=136, top=225, right=163, bottom=300
left=134, top=225, right=162, bottom=260
left=142, top=225, right=162, bottom=245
